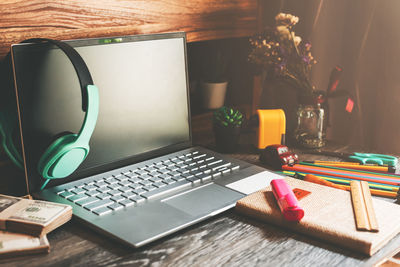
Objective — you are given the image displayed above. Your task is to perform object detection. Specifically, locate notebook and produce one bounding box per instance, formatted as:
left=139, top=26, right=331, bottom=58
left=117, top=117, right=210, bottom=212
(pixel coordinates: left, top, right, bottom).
left=236, top=177, right=400, bottom=256
left=10, top=32, right=277, bottom=247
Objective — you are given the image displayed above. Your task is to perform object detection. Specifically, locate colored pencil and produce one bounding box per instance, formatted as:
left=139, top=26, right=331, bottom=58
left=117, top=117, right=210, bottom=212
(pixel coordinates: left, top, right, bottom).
left=282, top=165, right=400, bottom=186
left=298, top=162, right=400, bottom=178
left=283, top=171, right=399, bottom=192
left=282, top=171, right=398, bottom=198
left=337, top=184, right=396, bottom=198
left=282, top=170, right=399, bottom=191
left=301, top=161, right=395, bottom=173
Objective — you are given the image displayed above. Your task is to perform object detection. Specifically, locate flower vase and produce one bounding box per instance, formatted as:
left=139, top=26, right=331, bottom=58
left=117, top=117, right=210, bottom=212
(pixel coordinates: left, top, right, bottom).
left=294, top=103, right=326, bottom=148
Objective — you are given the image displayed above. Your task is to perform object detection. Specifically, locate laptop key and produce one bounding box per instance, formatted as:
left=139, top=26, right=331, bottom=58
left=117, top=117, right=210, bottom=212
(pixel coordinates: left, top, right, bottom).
left=119, top=199, right=135, bottom=207
left=111, top=195, right=125, bottom=202
left=159, top=174, right=172, bottom=180
left=129, top=183, right=143, bottom=190
left=196, top=173, right=212, bottom=182
left=107, top=184, right=121, bottom=190
left=190, top=170, right=203, bottom=176
left=217, top=167, right=231, bottom=174
left=158, top=168, right=170, bottom=174
left=118, top=180, right=131, bottom=186
left=177, top=168, right=190, bottom=174
left=59, top=191, right=75, bottom=199
left=139, top=180, right=152, bottom=186
left=128, top=177, right=142, bottom=183
left=85, top=199, right=114, bottom=211
left=97, top=186, right=111, bottom=193
left=202, top=168, right=212, bottom=174
left=68, top=194, right=88, bottom=202
left=96, top=193, right=112, bottom=200
left=163, top=178, right=176, bottom=185
left=169, top=171, right=181, bottom=177
left=93, top=206, right=112, bottom=216
left=116, top=175, right=129, bottom=182
left=132, top=188, right=147, bottom=195
left=118, top=186, right=133, bottom=192
left=140, top=174, right=153, bottom=180
left=211, top=162, right=231, bottom=171
left=130, top=195, right=145, bottom=203
left=153, top=181, right=167, bottom=188
left=141, top=180, right=192, bottom=200
left=108, top=202, right=124, bottom=211
left=108, top=189, right=122, bottom=196
left=205, top=156, right=215, bottom=161
left=207, top=159, right=223, bottom=166
left=95, top=180, right=107, bottom=187
left=76, top=197, right=99, bottom=207
left=83, top=185, right=97, bottom=191
left=149, top=177, right=163, bottom=183
left=105, top=178, right=119, bottom=184
left=173, top=175, right=187, bottom=182
left=231, top=165, right=240, bottom=171
left=135, top=169, right=148, bottom=176
left=193, top=153, right=206, bottom=160
left=180, top=173, right=194, bottom=179
left=175, top=163, right=187, bottom=168
left=125, top=172, right=139, bottom=178
left=122, top=191, right=137, bottom=198
left=212, top=172, right=222, bottom=178
left=186, top=176, right=201, bottom=184
left=143, top=185, right=157, bottom=191
left=71, top=188, right=86, bottom=195
left=85, top=190, right=100, bottom=197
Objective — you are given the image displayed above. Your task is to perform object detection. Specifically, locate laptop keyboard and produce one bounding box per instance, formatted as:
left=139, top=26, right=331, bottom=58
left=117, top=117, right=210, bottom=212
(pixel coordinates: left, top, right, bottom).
left=56, top=150, right=240, bottom=216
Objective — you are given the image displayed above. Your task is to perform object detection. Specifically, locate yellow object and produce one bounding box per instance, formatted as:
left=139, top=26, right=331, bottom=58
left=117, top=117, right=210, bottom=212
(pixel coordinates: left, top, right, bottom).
left=257, top=109, right=286, bottom=149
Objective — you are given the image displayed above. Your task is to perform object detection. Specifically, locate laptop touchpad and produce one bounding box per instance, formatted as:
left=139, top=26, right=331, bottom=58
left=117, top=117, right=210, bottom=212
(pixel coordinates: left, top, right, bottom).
left=162, top=184, right=244, bottom=217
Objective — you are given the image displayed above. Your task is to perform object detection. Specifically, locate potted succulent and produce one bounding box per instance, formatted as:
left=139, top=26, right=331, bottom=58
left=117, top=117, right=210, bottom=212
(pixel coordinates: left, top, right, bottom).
left=213, top=106, right=244, bottom=153
left=200, top=41, right=229, bottom=110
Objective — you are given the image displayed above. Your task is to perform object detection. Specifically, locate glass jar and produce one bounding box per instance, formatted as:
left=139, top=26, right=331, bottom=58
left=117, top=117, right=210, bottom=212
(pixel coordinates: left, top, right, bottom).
left=294, top=104, right=326, bottom=148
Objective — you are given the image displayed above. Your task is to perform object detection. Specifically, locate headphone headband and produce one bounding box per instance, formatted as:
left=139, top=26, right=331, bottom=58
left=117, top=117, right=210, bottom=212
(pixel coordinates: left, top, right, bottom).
left=21, top=38, right=94, bottom=111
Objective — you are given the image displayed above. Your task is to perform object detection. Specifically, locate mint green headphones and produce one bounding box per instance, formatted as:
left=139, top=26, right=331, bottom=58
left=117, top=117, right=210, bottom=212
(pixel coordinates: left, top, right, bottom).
left=0, top=38, right=99, bottom=190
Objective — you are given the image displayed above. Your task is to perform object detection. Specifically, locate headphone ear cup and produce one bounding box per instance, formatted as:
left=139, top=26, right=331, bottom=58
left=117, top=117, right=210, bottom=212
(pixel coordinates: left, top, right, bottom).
left=42, top=131, right=74, bottom=152
left=38, top=131, right=89, bottom=179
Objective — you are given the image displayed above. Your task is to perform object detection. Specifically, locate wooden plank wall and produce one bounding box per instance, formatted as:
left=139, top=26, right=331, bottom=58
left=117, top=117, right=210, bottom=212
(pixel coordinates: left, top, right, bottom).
left=0, top=0, right=261, bottom=59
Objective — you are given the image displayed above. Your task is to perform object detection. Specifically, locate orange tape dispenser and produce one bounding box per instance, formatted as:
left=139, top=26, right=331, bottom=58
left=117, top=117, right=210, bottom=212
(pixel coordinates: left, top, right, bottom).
left=257, top=109, right=286, bottom=149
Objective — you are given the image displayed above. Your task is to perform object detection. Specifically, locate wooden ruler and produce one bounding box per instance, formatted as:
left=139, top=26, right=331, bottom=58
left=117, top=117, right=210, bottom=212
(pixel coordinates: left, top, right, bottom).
left=350, top=180, right=379, bottom=232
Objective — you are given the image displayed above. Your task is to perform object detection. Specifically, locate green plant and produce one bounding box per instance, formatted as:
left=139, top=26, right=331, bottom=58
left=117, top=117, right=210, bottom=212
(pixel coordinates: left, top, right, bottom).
left=213, top=106, right=244, bottom=127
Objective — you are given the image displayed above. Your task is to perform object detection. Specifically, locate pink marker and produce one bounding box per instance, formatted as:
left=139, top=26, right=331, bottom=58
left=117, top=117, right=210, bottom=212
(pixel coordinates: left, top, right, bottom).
left=270, top=179, right=304, bottom=222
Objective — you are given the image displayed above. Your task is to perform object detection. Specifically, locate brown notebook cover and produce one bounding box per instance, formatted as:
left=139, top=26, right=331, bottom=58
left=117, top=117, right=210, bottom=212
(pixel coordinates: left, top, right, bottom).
left=235, top=177, right=400, bottom=256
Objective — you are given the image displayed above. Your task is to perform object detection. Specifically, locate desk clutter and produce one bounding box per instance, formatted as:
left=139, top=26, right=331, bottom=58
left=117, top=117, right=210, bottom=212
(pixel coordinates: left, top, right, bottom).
left=235, top=177, right=400, bottom=256
left=0, top=194, right=72, bottom=258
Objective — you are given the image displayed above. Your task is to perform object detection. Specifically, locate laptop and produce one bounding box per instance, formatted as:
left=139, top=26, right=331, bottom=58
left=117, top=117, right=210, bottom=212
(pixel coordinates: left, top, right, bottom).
left=11, top=32, right=280, bottom=247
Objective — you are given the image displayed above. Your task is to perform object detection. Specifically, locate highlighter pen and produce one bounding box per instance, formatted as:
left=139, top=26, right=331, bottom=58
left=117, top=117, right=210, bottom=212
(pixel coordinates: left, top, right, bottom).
left=270, top=179, right=304, bottom=222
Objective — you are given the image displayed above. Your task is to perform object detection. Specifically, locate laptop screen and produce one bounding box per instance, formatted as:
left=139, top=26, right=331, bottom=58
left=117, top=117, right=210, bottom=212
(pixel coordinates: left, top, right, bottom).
left=12, top=33, right=191, bottom=191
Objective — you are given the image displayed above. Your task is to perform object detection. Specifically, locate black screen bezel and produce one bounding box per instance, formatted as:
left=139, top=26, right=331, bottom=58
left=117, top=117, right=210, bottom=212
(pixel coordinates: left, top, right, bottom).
left=11, top=32, right=192, bottom=193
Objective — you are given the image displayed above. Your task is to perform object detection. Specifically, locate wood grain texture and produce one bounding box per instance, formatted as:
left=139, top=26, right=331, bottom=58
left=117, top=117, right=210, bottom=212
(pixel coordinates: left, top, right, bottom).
left=0, top=0, right=260, bottom=58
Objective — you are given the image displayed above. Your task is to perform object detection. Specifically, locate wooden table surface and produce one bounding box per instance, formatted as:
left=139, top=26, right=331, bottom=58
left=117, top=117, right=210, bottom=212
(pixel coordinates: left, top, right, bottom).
left=1, top=114, right=400, bottom=267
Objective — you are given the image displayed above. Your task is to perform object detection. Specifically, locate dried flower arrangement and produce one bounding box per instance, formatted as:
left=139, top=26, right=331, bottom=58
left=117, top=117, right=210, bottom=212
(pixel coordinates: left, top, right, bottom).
left=248, top=13, right=317, bottom=102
